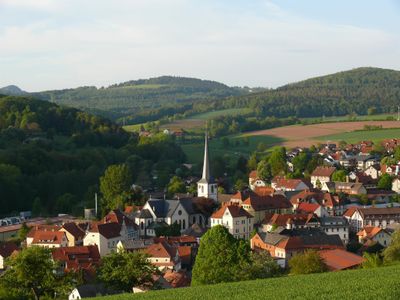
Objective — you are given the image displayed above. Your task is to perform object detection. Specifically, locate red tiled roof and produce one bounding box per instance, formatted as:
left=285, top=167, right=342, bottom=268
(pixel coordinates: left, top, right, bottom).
left=265, top=213, right=317, bottom=226
left=145, top=241, right=176, bottom=259
left=211, top=205, right=253, bottom=219
left=311, top=166, right=336, bottom=177
left=32, top=230, right=67, bottom=245
left=249, top=170, right=258, bottom=179
left=242, top=194, right=292, bottom=211
left=254, top=186, right=275, bottom=196
left=319, top=249, right=364, bottom=271
left=343, top=207, right=358, bottom=218
left=272, top=176, right=306, bottom=190
left=356, top=226, right=384, bottom=239
left=163, top=270, right=191, bottom=288
left=0, top=242, right=18, bottom=258
left=296, top=202, right=320, bottom=214
left=61, top=222, right=85, bottom=240
left=89, top=222, right=121, bottom=239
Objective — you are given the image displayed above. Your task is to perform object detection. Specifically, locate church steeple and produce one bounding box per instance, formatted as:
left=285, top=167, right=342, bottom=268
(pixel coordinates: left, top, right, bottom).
left=201, top=131, right=210, bottom=182
left=197, top=130, right=218, bottom=201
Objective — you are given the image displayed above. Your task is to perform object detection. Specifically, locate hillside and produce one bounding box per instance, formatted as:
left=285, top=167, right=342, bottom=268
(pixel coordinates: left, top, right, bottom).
left=95, top=265, right=400, bottom=300
left=30, top=76, right=249, bottom=124
left=0, top=85, right=27, bottom=96
left=0, top=95, right=185, bottom=217
left=225, top=67, right=400, bottom=119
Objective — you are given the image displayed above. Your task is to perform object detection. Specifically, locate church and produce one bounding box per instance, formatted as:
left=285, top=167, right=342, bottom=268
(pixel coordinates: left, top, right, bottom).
left=197, top=131, right=218, bottom=202
left=131, top=131, right=217, bottom=237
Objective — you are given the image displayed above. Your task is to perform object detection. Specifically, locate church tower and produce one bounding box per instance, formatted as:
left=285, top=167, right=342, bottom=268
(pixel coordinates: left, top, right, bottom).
left=197, top=131, right=218, bottom=201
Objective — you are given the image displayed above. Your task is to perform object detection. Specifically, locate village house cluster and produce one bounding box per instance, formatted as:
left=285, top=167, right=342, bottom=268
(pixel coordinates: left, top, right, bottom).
left=2, top=136, right=400, bottom=298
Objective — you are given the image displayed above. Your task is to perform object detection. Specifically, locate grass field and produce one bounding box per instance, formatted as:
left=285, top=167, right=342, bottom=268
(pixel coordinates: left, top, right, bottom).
left=191, top=108, right=253, bottom=120
left=93, top=265, right=400, bottom=300
left=317, top=127, right=400, bottom=143
left=182, top=135, right=284, bottom=164
left=302, top=113, right=397, bottom=123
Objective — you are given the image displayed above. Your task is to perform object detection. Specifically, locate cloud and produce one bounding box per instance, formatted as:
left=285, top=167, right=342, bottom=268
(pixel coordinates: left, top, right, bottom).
left=0, top=0, right=399, bottom=90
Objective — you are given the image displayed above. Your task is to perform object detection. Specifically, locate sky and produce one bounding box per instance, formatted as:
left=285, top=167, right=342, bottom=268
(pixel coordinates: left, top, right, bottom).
left=0, top=0, right=400, bottom=91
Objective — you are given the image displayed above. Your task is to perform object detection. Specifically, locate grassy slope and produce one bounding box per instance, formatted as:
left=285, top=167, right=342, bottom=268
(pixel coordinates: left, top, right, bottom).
left=317, top=127, right=400, bottom=143
left=182, top=135, right=284, bottom=164
left=94, top=265, right=400, bottom=300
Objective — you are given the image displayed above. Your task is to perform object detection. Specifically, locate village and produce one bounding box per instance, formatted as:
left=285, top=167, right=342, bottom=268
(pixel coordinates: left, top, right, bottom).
left=2, top=133, right=400, bottom=299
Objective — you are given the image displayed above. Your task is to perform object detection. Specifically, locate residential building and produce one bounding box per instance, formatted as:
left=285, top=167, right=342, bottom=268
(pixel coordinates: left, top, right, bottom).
left=83, top=222, right=124, bottom=257
left=60, top=222, right=86, bottom=247
left=210, top=204, right=254, bottom=239
left=30, top=230, right=68, bottom=248
left=357, top=226, right=392, bottom=247
left=296, top=202, right=329, bottom=218
left=251, top=228, right=344, bottom=265
left=0, top=242, right=18, bottom=269
left=248, top=170, right=267, bottom=191
left=261, top=213, right=319, bottom=232
left=52, top=245, right=100, bottom=280
left=271, top=176, right=310, bottom=192
left=310, top=166, right=336, bottom=188
left=320, top=216, right=350, bottom=244
left=322, top=182, right=367, bottom=195
left=290, top=190, right=345, bottom=216
left=144, top=240, right=181, bottom=271
left=364, top=165, right=380, bottom=179
left=344, top=207, right=400, bottom=233
left=392, top=177, right=400, bottom=194
left=240, top=194, right=293, bottom=223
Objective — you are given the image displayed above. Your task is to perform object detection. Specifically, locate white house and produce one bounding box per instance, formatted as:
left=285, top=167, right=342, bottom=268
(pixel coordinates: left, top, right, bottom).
left=310, top=166, right=336, bottom=188
left=364, top=165, right=380, bottom=180
left=271, top=176, right=309, bottom=192
left=320, top=216, right=350, bottom=244
left=392, top=178, right=400, bottom=194
left=248, top=170, right=267, bottom=191
left=344, top=207, right=400, bottom=233
left=83, top=222, right=124, bottom=257
left=210, top=204, right=254, bottom=240
left=357, top=226, right=392, bottom=247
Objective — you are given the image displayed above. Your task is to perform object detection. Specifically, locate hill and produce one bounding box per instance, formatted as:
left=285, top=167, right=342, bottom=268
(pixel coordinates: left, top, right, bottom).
left=224, top=67, right=400, bottom=119
left=31, top=76, right=249, bottom=124
left=0, top=85, right=27, bottom=96
left=0, top=95, right=185, bottom=217
left=94, top=265, right=400, bottom=300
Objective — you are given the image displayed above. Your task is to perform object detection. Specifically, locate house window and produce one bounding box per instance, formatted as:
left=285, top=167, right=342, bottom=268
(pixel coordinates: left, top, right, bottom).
left=183, top=219, right=186, bottom=230
left=178, top=210, right=182, bottom=216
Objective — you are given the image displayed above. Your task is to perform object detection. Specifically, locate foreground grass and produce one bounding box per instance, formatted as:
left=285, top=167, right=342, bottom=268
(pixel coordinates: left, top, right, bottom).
left=94, top=265, right=400, bottom=300
left=318, top=127, right=400, bottom=143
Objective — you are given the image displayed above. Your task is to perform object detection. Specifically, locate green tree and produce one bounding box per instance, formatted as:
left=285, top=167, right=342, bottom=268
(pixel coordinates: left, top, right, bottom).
left=367, top=107, right=377, bottom=115
left=292, top=152, right=309, bottom=173
left=98, top=251, right=157, bottom=292
left=257, top=160, right=272, bottom=182
left=289, top=250, right=327, bottom=275
left=0, top=246, right=74, bottom=300
left=234, top=179, right=246, bottom=192
left=332, top=170, right=347, bottom=182
left=167, top=176, right=186, bottom=197
left=394, top=146, right=400, bottom=161
left=17, top=222, right=31, bottom=242
left=269, top=147, right=287, bottom=176
left=192, top=225, right=245, bottom=286
left=383, top=230, right=400, bottom=264
left=362, top=252, right=383, bottom=268
left=100, top=164, right=132, bottom=210
left=378, top=173, right=392, bottom=190
left=247, top=153, right=258, bottom=171
left=245, top=251, right=281, bottom=279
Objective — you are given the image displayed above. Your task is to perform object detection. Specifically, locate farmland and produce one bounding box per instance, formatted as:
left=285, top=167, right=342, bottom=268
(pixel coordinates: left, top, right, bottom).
left=247, top=120, right=400, bottom=148
left=93, top=264, right=400, bottom=300
left=318, top=127, right=400, bottom=143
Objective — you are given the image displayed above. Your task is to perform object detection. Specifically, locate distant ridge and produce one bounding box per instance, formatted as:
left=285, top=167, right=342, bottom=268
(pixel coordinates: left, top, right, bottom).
left=0, top=85, right=27, bottom=96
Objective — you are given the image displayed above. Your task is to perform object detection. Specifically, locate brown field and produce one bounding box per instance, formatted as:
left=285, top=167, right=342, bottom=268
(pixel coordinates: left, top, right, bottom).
left=160, top=119, right=205, bottom=130
left=246, top=121, right=400, bottom=148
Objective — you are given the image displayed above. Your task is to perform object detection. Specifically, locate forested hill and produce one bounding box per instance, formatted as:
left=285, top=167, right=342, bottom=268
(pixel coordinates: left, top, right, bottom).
left=224, top=67, right=400, bottom=118
left=0, top=95, right=186, bottom=217
left=30, top=76, right=249, bottom=124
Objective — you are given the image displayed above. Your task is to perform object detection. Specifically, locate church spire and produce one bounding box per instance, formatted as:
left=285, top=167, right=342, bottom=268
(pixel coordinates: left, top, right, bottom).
left=201, top=131, right=210, bottom=181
